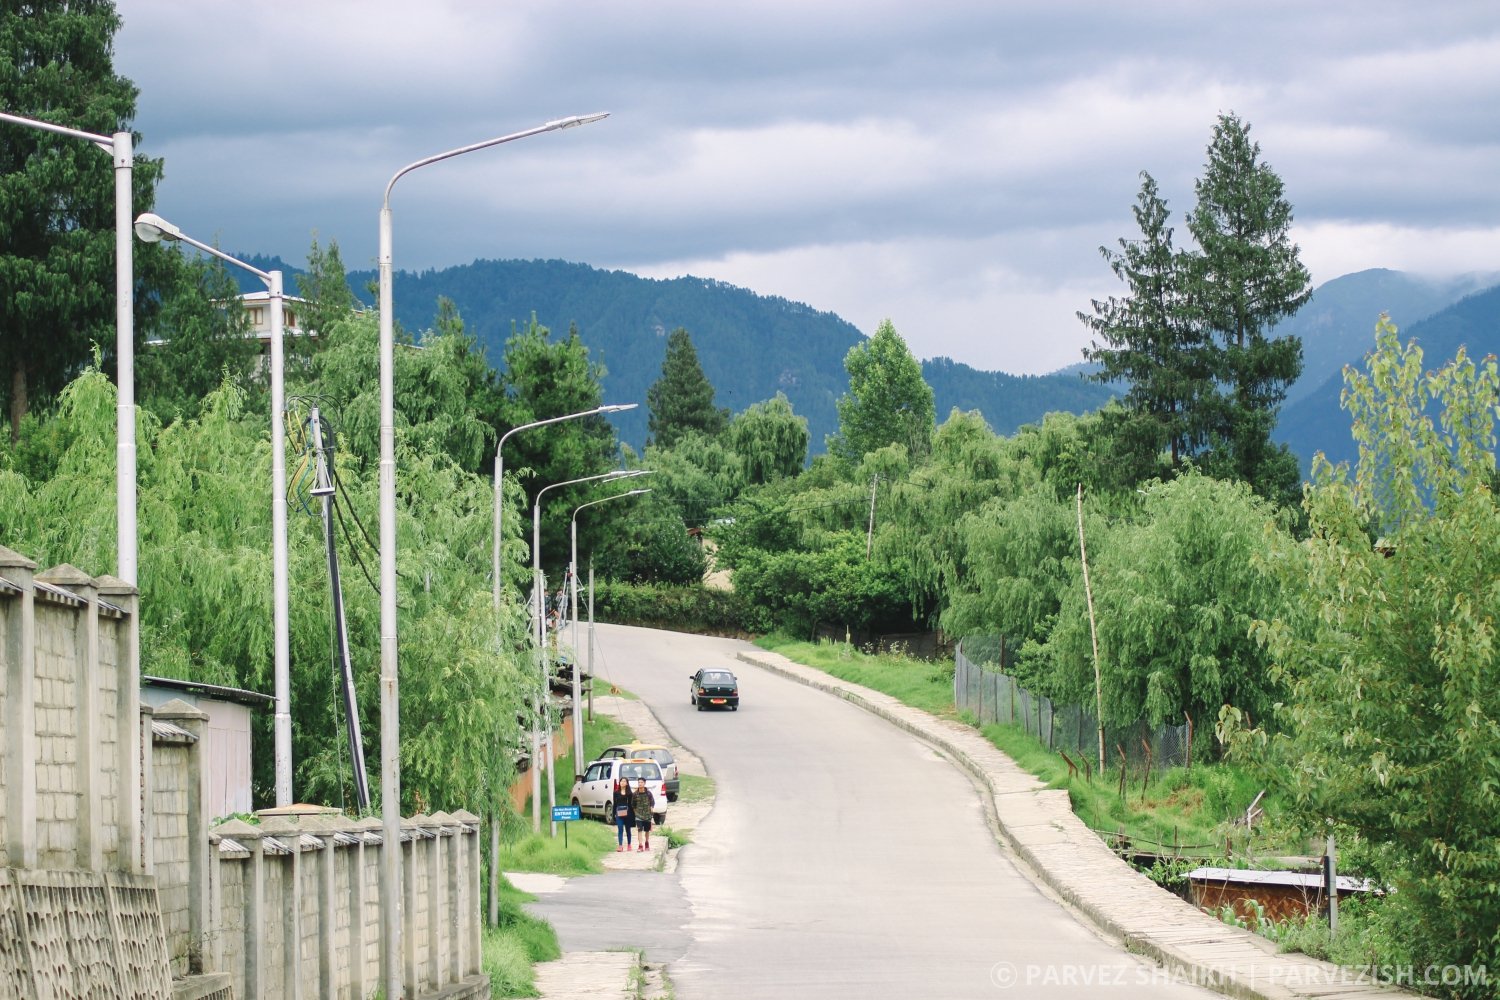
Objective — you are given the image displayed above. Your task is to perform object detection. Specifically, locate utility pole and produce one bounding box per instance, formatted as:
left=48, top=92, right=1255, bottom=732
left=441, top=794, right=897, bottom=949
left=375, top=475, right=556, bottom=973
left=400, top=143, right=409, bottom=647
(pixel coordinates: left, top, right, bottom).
left=866, top=475, right=880, bottom=559
left=1077, top=484, right=1105, bottom=773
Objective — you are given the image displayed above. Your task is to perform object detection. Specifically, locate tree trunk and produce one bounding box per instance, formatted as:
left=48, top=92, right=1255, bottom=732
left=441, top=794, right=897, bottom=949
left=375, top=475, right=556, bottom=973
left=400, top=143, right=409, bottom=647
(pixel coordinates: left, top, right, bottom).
left=9, top=360, right=27, bottom=444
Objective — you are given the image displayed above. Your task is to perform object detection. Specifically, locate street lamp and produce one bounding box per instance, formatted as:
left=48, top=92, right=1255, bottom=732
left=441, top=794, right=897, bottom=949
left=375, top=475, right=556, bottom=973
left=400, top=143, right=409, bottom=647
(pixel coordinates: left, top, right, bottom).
left=531, top=469, right=650, bottom=833
left=493, top=404, right=637, bottom=613
left=0, top=112, right=136, bottom=585
left=133, top=213, right=294, bottom=809
left=376, top=111, right=608, bottom=998
left=569, top=488, right=651, bottom=761
left=488, top=403, right=634, bottom=925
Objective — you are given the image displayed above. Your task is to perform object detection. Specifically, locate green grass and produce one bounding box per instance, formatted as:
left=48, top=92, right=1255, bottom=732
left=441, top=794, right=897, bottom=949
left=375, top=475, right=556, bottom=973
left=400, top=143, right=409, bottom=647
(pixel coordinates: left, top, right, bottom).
left=758, top=634, right=1295, bottom=859
left=506, top=710, right=642, bottom=874
left=756, top=636, right=956, bottom=716
left=675, top=773, right=715, bottom=805
left=482, top=877, right=561, bottom=997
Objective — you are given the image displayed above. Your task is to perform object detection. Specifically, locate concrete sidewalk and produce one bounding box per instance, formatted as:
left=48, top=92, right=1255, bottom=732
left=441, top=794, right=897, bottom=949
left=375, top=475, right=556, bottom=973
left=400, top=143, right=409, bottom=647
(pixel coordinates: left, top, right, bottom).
left=512, top=695, right=704, bottom=998
left=736, top=648, right=1416, bottom=1000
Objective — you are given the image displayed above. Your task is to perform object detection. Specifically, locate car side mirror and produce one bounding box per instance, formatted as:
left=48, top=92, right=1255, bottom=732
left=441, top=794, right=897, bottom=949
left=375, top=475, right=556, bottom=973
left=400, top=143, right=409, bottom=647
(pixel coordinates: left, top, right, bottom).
left=688, top=675, right=695, bottom=680
left=575, top=774, right=583, bottom=783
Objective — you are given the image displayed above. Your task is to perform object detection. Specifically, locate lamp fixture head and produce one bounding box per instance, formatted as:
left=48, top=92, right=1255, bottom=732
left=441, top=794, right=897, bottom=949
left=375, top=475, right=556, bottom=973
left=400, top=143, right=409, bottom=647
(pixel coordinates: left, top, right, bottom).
left=132, top=212, right=182, bottom=244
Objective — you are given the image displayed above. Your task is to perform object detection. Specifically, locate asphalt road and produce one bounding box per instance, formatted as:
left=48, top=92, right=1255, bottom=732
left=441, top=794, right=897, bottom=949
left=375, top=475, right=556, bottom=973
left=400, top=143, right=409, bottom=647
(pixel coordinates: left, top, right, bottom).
left=529, top=623, right=1218, bottom=998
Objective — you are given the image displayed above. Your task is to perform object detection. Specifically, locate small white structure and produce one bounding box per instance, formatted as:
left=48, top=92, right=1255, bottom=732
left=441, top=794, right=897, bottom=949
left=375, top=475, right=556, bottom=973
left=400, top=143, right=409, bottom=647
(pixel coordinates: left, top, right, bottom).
left=141, top=675, right=271, bottom=819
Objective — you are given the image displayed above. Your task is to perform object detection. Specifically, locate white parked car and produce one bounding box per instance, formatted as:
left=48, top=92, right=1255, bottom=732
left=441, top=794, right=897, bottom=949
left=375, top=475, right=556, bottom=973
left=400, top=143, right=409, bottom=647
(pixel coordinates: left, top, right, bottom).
left=570, top=757, right=667, bottom=825
left=596, top=743, right=680, bottom=800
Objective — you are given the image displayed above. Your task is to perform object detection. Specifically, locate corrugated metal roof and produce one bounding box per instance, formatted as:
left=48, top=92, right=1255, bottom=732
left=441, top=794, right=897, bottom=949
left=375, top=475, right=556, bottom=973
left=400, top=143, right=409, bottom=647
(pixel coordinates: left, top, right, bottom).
left=1187, top=867, right=1374, bottom=893
left=151, top=720, right=198, bottom=743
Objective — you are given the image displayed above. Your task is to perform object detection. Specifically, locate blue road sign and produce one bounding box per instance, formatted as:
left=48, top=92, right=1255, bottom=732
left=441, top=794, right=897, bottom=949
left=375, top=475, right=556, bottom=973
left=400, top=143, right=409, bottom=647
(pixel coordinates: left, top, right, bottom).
left=552, top=805, right=581, bottom=822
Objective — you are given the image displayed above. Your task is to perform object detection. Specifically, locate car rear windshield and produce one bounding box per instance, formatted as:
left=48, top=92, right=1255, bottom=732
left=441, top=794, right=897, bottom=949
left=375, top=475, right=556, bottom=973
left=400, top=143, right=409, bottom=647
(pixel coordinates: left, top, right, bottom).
left=619, top=762, right=661, bottom=780
left=636, top=749, right=672, bottom=765
left=701, top=672, right=733, bottom=684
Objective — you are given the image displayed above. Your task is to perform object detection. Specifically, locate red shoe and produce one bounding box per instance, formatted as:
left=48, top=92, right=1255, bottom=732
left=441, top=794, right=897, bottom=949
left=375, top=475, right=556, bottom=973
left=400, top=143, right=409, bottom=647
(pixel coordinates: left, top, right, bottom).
left=616, top=845, right=624, bottom=852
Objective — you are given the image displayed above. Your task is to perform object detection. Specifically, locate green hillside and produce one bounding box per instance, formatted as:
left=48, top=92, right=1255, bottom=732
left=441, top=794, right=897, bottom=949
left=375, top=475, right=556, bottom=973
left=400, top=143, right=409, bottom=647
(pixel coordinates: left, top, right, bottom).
left=329, top=258, right=1115, bottom=451
left=1277, top=282, right=1500, bottom=471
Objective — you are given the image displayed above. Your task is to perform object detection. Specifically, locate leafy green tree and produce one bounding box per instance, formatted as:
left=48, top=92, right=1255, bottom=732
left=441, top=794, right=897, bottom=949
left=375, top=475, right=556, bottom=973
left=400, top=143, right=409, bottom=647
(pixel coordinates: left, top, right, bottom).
left=941, top=483, right=1079, bottom=695
left=646, top=327, right=728, bottom=448
left=1186, top=112, right=1310, bottom=500
left=590, top=490, right=706, bottom=586
left=0, top=0, right=164, bottom=438
left=727, top=392, right=808, bottom=485
left=1249, top=318, right=1499, bottom=988
left=135, top=250, right=259, bottom=424
left=877, top=409, right=1011, bottom=619
left=642, top=430, right=741, bottom=526
left=498, top=318, right=616, bottom=576
left=1046, top=473, right=1290, bottom=730
left=1080, top=172, right=1206, bottom=479
left=295, top=234, right=357, bottom=342
left=831, top=319, right=935, bottom=462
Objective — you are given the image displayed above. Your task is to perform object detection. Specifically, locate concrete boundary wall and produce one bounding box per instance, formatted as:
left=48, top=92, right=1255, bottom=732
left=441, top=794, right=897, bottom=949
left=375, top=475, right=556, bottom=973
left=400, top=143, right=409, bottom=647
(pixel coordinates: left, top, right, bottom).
left=210, top=811, right=487, bottom=1000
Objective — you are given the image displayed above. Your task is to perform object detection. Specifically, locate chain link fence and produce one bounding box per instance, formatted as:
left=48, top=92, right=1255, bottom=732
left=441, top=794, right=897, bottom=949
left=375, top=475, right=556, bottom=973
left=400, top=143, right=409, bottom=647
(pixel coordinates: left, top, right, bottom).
left=956, top=636, right=1191, bottom=773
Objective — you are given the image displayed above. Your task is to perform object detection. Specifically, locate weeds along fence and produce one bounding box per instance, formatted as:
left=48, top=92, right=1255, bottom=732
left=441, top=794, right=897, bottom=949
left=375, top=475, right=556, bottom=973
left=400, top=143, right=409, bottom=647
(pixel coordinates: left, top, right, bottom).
left=955, top=636, right=1191, bottom=775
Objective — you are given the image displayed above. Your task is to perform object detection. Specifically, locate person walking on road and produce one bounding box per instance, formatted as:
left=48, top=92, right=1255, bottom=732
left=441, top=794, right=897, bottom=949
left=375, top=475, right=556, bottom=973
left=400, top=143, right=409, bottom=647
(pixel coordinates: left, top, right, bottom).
left=613, top=776, right=634, bottom=852
left=633, top=778, right=653, bottom=852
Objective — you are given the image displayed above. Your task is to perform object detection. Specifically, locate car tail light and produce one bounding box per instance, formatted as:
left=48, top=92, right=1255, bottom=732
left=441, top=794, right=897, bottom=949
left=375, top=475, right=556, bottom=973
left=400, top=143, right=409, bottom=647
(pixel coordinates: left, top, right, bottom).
left=698, top=688, right=707, bottom=695
left=731, top=689, right=738, bottom=696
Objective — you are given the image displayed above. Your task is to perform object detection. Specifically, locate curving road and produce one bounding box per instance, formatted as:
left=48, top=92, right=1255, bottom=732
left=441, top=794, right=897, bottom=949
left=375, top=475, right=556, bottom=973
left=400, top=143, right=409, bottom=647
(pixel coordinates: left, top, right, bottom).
left=529, top=623, right=1217, bottom=998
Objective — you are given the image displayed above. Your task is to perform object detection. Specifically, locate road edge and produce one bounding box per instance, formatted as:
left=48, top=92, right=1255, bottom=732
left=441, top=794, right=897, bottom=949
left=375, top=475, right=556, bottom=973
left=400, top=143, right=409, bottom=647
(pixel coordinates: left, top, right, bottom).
left=736, top=648, right=1414, bottom=1000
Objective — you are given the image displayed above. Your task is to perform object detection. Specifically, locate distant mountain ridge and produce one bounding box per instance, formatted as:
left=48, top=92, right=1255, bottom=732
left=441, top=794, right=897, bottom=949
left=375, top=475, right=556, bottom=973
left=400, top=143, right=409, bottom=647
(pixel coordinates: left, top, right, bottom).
left=229, top=255, right=1496, bottom=470
left=234, top=256, right=1116, bottom=452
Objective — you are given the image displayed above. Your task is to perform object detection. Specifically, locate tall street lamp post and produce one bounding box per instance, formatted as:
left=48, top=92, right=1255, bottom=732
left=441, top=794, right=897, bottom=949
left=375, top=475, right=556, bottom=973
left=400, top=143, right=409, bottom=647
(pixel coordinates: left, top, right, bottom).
left=132, top=213, right=294, bottom=807
left=377, top=111, right=608, bottom=997
left=488, top=403, right=634, bottom=925
left=569, top=489, right=651, bottom=762
left=530, top=469, right=649, bottom=834
left=0, top=112, right=136, bottom=584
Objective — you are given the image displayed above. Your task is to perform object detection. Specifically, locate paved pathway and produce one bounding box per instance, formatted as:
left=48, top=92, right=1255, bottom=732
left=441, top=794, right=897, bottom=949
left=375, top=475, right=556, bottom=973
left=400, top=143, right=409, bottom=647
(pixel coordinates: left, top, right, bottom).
left=736, top=648, right=1416, bottom=1000
left=532, top=951, right=638, bottom=999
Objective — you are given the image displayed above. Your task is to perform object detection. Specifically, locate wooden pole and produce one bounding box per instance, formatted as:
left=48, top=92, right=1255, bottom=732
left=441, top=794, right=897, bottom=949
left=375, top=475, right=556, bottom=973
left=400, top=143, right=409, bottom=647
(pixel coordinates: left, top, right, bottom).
left=1077, top=484, right=1105, bottom=771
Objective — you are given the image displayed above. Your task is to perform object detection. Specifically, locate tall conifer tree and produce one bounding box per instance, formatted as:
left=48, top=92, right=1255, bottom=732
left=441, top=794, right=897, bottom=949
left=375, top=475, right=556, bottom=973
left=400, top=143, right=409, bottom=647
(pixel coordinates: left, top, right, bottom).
left=1186, top=112, right=1310, bottom=497
left=646, top=327, right=727, bottom=449
left=0, top=0, right=163, bottom=438
left=1081, top=171, right=1207, bottom=479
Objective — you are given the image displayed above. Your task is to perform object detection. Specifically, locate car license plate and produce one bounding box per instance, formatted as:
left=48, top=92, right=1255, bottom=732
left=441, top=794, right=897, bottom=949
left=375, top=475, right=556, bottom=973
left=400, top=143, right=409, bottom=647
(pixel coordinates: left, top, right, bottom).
left=710, top=698, right=726, bottom=704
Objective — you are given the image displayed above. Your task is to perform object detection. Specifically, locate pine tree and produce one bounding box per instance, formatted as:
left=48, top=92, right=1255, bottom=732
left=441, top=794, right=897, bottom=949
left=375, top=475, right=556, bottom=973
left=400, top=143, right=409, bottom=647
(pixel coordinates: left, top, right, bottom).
left=1080, top=171, right=1208, bottom=479
left=0, top=0, right=164, bottom=438
left=1186, top=112, right=1310, bottom=498
left=646, top=327, right=727, bottom=449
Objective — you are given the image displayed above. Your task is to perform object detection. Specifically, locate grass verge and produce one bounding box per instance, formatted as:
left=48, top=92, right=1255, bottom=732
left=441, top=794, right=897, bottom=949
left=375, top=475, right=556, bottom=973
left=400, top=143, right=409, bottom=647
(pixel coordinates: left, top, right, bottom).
left=482, top=876, right=561, bottom=998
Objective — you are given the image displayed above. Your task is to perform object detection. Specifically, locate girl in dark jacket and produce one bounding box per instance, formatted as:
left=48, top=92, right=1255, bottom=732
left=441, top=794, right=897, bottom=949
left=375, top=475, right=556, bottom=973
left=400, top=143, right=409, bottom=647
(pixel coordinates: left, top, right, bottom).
left=613, top=776, right=634, bottom=851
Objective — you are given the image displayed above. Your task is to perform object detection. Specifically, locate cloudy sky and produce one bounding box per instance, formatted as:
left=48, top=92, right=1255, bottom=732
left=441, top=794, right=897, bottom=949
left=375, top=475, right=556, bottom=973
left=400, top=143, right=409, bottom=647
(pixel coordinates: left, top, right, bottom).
left=113, top=1, right=1500, bottom=375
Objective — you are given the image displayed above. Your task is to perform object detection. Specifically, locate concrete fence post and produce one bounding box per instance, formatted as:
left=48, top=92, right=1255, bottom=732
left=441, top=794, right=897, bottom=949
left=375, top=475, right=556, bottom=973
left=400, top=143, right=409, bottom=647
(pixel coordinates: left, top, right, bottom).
left=1, top=546, right=39, bottom=869
left=463, top=810, right=482, bottom=975
left=425, top=813, right=445, bottom=989
left=140, top=703, right=156, bottom=876
left=97, top=573, right=140, bottom=874
left=153, top=699, right=210, bottom=973
left=402, top=818, right=418, bottom=998
left=38, top=565, right=103, bottom=871
left=316, top=817, right=336, bottom=999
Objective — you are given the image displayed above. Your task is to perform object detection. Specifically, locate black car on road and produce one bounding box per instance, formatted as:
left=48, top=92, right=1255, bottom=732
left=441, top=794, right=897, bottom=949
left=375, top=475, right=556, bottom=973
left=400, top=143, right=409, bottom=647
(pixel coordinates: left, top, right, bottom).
left=690, top=668, right=739, bottom=711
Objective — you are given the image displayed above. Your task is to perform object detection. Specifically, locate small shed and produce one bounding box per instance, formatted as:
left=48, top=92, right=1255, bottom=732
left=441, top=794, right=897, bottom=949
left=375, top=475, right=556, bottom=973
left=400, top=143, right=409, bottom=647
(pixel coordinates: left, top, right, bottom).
left=141, top=675, right=272, bottom=819
left=1187, top=866, right=1374, bottom=924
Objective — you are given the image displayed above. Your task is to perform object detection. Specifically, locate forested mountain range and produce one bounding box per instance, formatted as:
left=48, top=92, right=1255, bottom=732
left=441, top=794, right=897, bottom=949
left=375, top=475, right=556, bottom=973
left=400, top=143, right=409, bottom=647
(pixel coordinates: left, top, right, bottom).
left=1277, top=279, right=1500, bottom=471
left=236, top=255, right=1497, bottom=468
left=240, top=255, right=1116, bottom=452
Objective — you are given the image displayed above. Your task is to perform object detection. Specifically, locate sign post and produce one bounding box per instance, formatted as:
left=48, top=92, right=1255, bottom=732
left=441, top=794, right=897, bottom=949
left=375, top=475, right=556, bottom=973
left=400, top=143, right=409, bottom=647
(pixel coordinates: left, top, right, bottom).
left=552, top=804, right=581, bottom=847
